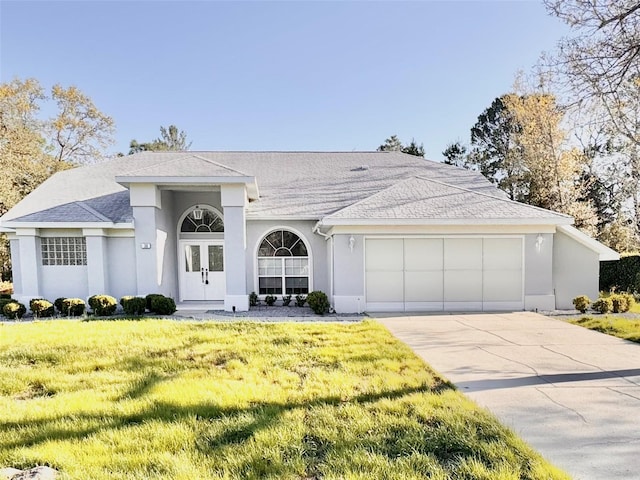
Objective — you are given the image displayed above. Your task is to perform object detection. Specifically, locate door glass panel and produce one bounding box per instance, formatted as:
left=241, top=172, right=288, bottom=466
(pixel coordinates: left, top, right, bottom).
left=184, top=244, right=201, bottom=272
left=208, top=245, right=224, bottom=272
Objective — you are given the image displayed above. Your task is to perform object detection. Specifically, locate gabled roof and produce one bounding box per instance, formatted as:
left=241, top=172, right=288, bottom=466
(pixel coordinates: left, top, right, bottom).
left=0, top=151, right=568, bottom=226
left=321, top=176, right=572, bottom=225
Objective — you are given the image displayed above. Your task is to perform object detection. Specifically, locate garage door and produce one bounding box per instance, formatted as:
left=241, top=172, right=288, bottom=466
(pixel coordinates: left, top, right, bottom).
left=365, top=237, right=523, bottom=312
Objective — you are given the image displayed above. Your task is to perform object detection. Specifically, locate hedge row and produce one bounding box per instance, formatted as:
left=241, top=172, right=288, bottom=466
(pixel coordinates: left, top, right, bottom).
left=600, top=255, right=640, bottom=292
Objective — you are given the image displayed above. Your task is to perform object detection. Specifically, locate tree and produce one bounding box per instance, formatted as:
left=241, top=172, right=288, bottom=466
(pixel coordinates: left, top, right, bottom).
left=442, top=141, right=468, bottom=167
left=0, top=78, right=114, bottom=279
left=129, top=124, right=191, bottom=154
left=377, top=135, right=425, bottom=157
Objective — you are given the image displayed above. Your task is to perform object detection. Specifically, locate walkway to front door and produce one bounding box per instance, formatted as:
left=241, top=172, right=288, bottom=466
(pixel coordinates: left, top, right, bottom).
left=379, top=312, right=640, bottom=480
left=179, top=241, right=225, bottom=301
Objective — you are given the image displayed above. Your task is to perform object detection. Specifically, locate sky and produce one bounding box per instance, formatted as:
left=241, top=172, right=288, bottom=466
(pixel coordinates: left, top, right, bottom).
left=0, top=0, right=571, bottom=161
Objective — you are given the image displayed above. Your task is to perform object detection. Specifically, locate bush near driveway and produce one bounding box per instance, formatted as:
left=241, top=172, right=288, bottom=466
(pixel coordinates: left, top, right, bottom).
left=0, top=320, right=568, bottom=480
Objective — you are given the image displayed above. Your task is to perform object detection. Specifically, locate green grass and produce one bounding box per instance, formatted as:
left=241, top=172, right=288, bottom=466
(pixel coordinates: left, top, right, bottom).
left=570, top=316, right=640, bottom=342
left=0, top=319, right=568, bottom=480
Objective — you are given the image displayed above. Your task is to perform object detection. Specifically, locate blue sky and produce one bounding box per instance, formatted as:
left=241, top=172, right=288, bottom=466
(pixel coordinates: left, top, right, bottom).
left=1, top=1, right=569, bottom=160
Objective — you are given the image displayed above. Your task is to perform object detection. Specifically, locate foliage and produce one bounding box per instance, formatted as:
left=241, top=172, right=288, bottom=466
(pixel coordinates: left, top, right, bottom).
left=600, top=254, right=640, bottom=291
left=61, top=298, right=85, bottom=317
left=572, top=295, right=591, bottom=313
left=306, top=291, right=330, bottom=315
left=592, top=297, right=613, bottom=314
left=0, top=320, right=568, bottom=479
left=442, top=141, right=468, bottom=167
left=610, top=294, right=631, bottom=313
left=121, top=297, right=146, bottom=316
left=0, top=282, right=12, bottom=294
left=281, top=294, right=292, bottom=306
left=248, top=291, right=259, bottom=307
left=264, top=295, right=277, bottom=306
left=30, top=299, right=54, bottom=318
left=571, top=316, right=640, bottom=343
left=150, top=296, right=176, bottom=315
left=54, top=297, right=66, bottom=313
left=129, top=125, right=191, bottom=154
left=88, top=295, right=117, bottom=316
left=295, top=294, right=307, bottom=307
left=377, top=134, right=425, bottom=157
left=145, top=294, right=165, bottom=312
left=0, top=298, right=14, bottom=313
left=2, top=301, right=26, bottom=319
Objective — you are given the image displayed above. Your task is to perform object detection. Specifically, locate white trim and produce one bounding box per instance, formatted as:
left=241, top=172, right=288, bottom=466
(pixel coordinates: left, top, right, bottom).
left=253, top=226, right=313, bottom=296
left=322, top=217, right=572, bottom=226
left=176, top=204, right=224, bottom=240
left=557, top=225, right=620, bottom=261
left=1, top=222, right=133, bottom=229
left=178, top=239, right=225, bottom=302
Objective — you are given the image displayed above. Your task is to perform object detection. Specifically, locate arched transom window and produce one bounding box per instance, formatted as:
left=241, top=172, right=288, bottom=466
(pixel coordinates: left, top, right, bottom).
left=258, top=230, right=309, bottom=295
left=180, top=207, right=224, bottom=233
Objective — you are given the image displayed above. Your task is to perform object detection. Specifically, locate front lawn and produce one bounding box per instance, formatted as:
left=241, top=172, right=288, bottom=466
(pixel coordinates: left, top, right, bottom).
left=0, top=320, right=568, bottom=479
left=570, top=316, right=640, bottom=343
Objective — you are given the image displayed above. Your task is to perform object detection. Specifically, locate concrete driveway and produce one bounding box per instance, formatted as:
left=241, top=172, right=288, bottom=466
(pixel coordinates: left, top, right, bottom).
left=379, top=312, right=640, bottom=480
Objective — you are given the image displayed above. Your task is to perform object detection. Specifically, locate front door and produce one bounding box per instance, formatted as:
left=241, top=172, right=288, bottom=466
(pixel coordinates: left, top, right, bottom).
left=180, top=241, right=225, bottom=301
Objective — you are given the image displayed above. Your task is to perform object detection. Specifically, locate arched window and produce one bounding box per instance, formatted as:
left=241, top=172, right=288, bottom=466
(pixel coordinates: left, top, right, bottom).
left=257, top=229, right=309, bottom=295
left=180, top=207, right=224, bottom=233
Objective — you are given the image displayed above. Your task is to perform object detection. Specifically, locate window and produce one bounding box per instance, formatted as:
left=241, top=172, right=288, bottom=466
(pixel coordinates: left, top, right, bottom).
left=41, top=237, right=87, bottom=266
left=257, top=230, right=309, bottom=295
left=180, top=208, right=224, bottom=233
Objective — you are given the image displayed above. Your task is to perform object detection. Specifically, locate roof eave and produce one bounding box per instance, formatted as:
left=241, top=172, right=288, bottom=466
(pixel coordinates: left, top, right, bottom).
left=557, top=225, right=620, bottom=261
left=320, top=217, right=574, bottom=226
left=115, top=176, right=259, bottom=200
left=0, top=221, right=134, bottom=229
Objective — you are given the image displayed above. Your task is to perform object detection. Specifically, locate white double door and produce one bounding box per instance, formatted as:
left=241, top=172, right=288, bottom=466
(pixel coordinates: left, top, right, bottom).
left=180, top=241, right=225, bottom=301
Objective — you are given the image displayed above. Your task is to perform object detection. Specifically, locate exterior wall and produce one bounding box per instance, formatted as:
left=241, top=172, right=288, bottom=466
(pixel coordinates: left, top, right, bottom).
left=553, top=230, right=599, bottom=309
left=107, top=237, right=137, bottom=299
left=156, top=191, right=177, bottom=298
left=8, top=238, right=22, bottom=297
left=40, top=265, right=89, bottom=301
left=523, top=233, right=556, bottom=311
left=332, top=234, right=365, bottom=313
left=246, top=220, right=330, bottom=298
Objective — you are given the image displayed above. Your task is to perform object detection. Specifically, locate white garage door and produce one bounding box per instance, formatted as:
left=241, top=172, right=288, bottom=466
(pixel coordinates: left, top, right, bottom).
left=365, top=237, right=523, bottom=312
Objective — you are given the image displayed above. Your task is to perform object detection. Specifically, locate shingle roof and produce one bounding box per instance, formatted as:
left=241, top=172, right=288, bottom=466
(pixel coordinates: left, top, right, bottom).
left=322, top=176, right=572, bottom=223
left=0, top=151, right=567, bottom=225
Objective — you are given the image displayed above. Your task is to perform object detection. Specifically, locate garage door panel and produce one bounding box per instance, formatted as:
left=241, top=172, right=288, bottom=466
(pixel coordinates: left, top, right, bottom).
left=404, top=271, right=443, bottom=302
left=444, top=238, right=482, bottom=270
left=366, top=271, right=403, bottom=302
left=365, top=239, right=403, bottom=271
left=483, top=238, right=522, bottom=270
left=483, top=270, right=523, bottom=302
left=444, top=270, right=483, bottom=302
left=404, top=238, right=443, bottom=271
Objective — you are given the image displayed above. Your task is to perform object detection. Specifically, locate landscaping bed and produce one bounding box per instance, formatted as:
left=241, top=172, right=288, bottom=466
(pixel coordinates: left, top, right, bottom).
left=0, top=320, right=568, bottom=479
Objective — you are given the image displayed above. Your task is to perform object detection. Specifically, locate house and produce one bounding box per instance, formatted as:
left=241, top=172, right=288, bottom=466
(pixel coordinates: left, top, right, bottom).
left=0, top=151, right=619, bottom=312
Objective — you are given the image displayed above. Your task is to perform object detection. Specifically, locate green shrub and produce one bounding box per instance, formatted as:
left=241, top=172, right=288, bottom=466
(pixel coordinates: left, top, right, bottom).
left=145, top=294, right=164, bottom=312
left=62, top=298, right=85, bottom=317
left=610, top=294, right=629, bottom=313
left=600, top=254, right=640, bottom=292
left=120, top=295, right=135, bottom=307
left=89, top=295, right=117, bottom=316
left=624, top=293, right=636, bottom=311
left=0, top=298, right=14, bottom=313
left=306, top=291, right=330, bottom=315
left=264, top=295, right=277, bottom=306
left=592, top=297, right=613, bottom=314
left=150, top=295, right=176, bottom=315
left=54, top=297, right=66, bottom=313
left=3, top=301, right=26, bottom=319
left=572, top=295, right=591, bottom=313
left=295, top=294, right=306, bottom=307
left=30, top=299, right=54, bottom=318
left=282, top=294, right=292, bottom=306
left=0, top=293, right=11, bottom=299
left=249, top=291, right=259, bottom=307
left=122, top=296, right=146, bottom=316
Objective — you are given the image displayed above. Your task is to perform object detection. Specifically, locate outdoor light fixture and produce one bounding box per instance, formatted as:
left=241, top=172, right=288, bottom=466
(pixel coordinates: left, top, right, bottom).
left=192, top=206, right=203, bottom=220
left=536, top=234, right=544, bottom=252
left=349, top=235, right=356, bottom=253
left=140, top=243, right=151, bottom=250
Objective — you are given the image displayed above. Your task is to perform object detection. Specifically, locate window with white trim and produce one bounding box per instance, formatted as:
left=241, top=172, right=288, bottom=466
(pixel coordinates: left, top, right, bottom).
left=257, top=230, right=309, bottom=295
left=180, top=208, right=224, bottom=233
left=41, top=237, right=87, bottom=266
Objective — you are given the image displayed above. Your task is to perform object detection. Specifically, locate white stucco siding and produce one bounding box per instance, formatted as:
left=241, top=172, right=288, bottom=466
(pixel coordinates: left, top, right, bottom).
left=553, top=230, right=599, bottom=309
left=107, top=237, right=137, bottom=300
left=245, top=220, right=329, bottom=296
left=332, top=234, right=365, bottom=312
left=8, top=238, right=22, bottom=296
left=523, top=233, right=556, bottom=310
left=155, top=191, right=177, bottom=298
left=40, top=266, right=88, bottom=301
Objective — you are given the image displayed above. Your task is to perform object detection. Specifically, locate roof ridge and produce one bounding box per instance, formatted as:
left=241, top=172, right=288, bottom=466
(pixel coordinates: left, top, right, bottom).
left=188, top=154, right=251, bottom=176
left=74, top=201, right=112, bottom=222
left=120, top=153, right=197, bottom=175
left=412, top=175, right=572, bottom=219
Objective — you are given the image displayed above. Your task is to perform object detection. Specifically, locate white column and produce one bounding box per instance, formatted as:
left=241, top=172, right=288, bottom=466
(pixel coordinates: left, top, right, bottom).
left=221, top=184, right=249, bottom=311
left=15, top=229, right=41, bottom=301
left=129, top=184, right=162, bottom=296
left=84, top=229, right=109, bottom=295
